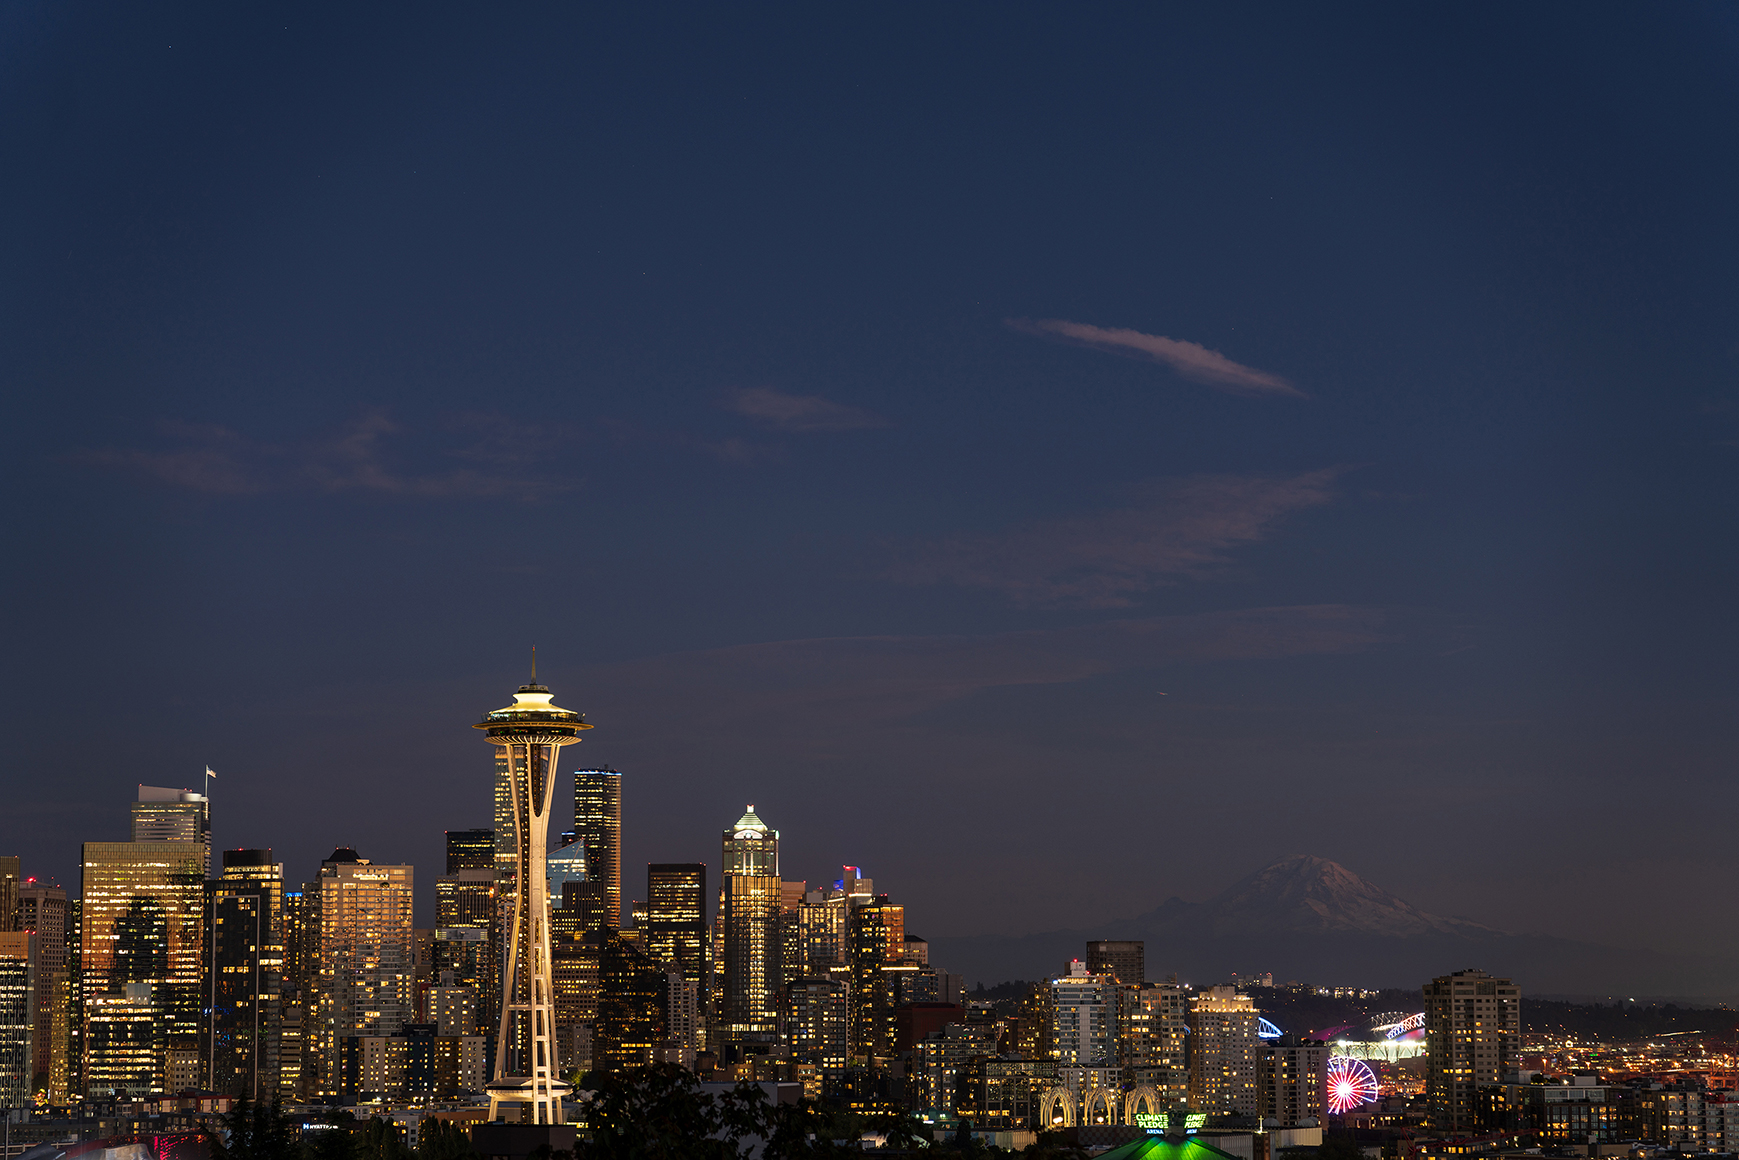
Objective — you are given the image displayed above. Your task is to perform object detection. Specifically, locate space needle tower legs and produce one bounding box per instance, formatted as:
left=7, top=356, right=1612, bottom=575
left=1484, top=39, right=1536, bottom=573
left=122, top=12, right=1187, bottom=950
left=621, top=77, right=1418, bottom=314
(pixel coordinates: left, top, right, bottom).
left=475, top=668, right=590, bottom=1125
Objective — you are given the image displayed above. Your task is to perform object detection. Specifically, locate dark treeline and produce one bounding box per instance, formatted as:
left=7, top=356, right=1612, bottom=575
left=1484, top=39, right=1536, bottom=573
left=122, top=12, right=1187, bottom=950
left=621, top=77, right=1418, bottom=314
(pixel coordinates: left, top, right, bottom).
left=206, top=1067, right=1038, bottom=1160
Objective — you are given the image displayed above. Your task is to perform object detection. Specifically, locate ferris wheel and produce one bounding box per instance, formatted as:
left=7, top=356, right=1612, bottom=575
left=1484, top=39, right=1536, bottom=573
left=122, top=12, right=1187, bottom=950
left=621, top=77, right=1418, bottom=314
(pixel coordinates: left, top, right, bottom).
left=1324, top=1055, right=1379, bottom=1114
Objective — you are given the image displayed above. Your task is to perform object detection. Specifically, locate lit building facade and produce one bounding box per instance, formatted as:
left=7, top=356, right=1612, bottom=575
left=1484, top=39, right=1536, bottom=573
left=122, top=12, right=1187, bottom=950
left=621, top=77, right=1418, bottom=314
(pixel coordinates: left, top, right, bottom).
left=1423, top=968, right=1520, bottom=1130
left=646, top=863, right=707, bottom=986
left=445, top=829, right=494, bottom=873
left=130, top=787, right=210, bottom=877
left=573, top=769, right=622, bottom=930
left=1051, top=960, right=1117, bottom=1070
left=80, top=840, right=206, bottom=1098
left=1187, top=985, right=1261, bottom=1116
left=1085, top=940, right=1144, bottom=987
left=0, top=859, right=18, bottom=936
left=593, top=932, right=665, bottom=1072
left=1123, top=981, right=1188, bottom=1103
left=0, top=932, right=32, bottom=1107
left=719, top=807, right=782, bottom=1044
left=848, top=894, right=904, bottom=1060
left=783, top=976, right=848, bottom=1073
left=204, top=849, right=285, bottom=1101
left=317, top=851, right=413, bottom=1098
left=17, top=883, right=69, bottom=1103
left=1259, top=1036, right=1328, bottom=1126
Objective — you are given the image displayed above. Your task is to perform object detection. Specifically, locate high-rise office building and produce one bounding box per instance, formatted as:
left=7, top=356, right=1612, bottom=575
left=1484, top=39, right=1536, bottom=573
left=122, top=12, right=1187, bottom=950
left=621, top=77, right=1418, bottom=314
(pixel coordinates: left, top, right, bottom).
left=279, top=881, right=321, bottom=1101
left=17, top=883, right=69, bottom=1102
left=797, top=883, right=850, bottom=973
left=593, top=933, right=665, bottom=1072
left=548, top=840, right=587, bottom=901
left=475, top=676, right=590, bottom=1125
left=783, top=976, right=849, bottom=1074
left=1187, top=986, right=1261, bottom=1116
left=663, top=970, right=703, bottom=1058
left=1123, top=981, right=1188, bottom=1104
left=1085, top=941, right=1144, bottom=987
left=646, top=864, right=707, bottom=987
left=204, top=849, right=285, bottom=1100
left=317, top=850, right=413, bottom=1098
left=131, top=787, right=211, bottom=877
left=446, top=829, right=495, bottom=873
left=719, top=807, right=782, bottom=1044
left=433, top=864, right=498, bottom=1036
left=0, top=858, right=19, bottom=932
left=1051, top=960, right=1117, bottom=1069
left=65, top=898, right=82, bottom=1098
left=80, top=840, right=206, bottom=1098
left=0, top=933, right=32, bottom=1107
left=1259, top=1036, right=1328, bottom=1126
left=573, top=769, right=622, bottom=930
left=847, top=893, right=904, bottom=1060
left=1424, top=968, right=1520, bottom=1130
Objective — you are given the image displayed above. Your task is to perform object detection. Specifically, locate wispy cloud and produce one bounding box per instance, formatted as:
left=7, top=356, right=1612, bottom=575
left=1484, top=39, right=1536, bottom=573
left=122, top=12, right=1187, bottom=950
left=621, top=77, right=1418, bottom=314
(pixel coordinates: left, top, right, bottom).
left=726, top=387, right=888, bottom=432
left=885, top=469, right=1341, bottom=608
left=582, top=604, right=1390, bottom=734
left=1008, top=318, right=1305, bottom=398
left=78, top=410, right=578, bottom=500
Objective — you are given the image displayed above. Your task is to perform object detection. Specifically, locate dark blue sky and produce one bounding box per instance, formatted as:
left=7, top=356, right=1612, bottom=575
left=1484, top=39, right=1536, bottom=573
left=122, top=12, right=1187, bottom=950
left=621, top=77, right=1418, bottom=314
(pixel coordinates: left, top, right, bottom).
left=3, top=3, right=1736, bottom=979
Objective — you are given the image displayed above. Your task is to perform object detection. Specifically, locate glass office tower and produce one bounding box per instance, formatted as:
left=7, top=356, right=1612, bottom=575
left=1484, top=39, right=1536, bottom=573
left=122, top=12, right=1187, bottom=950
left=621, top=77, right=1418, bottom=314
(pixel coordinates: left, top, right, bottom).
left=80, top=840, right=207, bottom=1097
left=573, top=769, right=622, bottom=930
left=204, top=849, right=285, bottom=1100
left=719, top=807, right=781, bottom=1043
left=646, top=864, right=707, bottom=986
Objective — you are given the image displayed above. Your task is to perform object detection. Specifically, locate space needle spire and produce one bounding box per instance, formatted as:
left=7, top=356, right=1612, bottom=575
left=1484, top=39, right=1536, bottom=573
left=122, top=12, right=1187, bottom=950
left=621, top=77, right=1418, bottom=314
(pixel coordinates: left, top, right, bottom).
left=474, top=665, right=591, bottom=1124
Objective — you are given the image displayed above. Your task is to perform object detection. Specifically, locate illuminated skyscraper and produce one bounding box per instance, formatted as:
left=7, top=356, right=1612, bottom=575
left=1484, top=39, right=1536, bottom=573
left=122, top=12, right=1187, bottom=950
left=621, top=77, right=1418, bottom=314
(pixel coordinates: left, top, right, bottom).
left=446, top=829, right=495, bottom=873
left=1424, top=968, right=1520, bottom=1130
left=1123, top=981, right=1187, bottom=1105
left=17, top=883, right=68, bottom=1102
left=848, top=893, right=904, bottom=1059
left=719, top=807, right=781, bottom=1044
left=204, top=849, right=285, bottom=1100
left=316, top=850, right=413, bottom=1098
left=436, top=827, right=499, bottom=1034
left=80, top=840, right=206, bottom=1097
left=547, top=840, right=587, bottom=901
left=131, top=786, right=211, bottom=877
left=573, top=769, right=622, bottom=929
left=1259, top=1036, right=1328, bottom=1126
left=0, top=858, right=19, bottom=932
left=475, top=676, right=591, bottom=1125
left=646, top=864, right=706, bottom=986
left=0, top=933, right=32, bottom=1107
left=1187, top=985, right=1261, bottom=1115
left=1085, top=941, right=1143, bottom=987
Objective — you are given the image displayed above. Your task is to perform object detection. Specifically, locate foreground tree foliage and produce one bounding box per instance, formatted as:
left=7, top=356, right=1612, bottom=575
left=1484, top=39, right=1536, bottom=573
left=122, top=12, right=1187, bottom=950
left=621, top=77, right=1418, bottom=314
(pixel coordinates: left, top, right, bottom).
left=207, top=1099, right=303, bottom=1160
left=415, top=1119, right=479, bottom=1160
left=581, top=1063, right=875, bottom=1160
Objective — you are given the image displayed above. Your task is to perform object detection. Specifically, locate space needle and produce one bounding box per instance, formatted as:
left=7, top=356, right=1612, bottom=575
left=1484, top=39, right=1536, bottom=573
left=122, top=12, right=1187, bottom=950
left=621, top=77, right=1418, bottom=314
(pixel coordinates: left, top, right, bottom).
left=474, top=663, right=591, bottom=1125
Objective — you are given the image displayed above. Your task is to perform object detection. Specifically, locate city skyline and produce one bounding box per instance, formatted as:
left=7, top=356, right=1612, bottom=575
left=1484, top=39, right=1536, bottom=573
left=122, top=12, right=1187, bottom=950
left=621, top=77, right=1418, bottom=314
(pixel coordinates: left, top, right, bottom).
left=5, top=3, right=1738, bottom=999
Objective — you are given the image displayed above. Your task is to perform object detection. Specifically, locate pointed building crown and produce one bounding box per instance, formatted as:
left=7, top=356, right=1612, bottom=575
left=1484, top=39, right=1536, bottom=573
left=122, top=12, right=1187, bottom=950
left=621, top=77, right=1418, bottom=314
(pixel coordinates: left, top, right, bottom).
left=729, top=804, right=776, bottom=840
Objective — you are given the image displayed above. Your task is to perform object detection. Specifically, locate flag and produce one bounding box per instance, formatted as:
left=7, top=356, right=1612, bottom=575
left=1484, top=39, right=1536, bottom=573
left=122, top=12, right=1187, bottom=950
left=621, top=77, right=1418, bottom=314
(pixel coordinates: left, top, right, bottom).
left=205, top=766, right=217, bottom=778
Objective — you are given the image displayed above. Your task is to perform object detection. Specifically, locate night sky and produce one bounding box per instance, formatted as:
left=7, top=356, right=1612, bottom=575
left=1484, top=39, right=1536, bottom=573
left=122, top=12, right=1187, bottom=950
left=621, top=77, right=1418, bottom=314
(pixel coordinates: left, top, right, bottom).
left=4, top=4, right=1737, bottom=981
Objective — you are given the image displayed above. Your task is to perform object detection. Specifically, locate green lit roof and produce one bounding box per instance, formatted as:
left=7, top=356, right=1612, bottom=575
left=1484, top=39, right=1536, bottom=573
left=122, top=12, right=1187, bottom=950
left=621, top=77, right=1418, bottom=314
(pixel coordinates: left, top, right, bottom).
left=1095, top=1137, right=1244, bottom=1160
